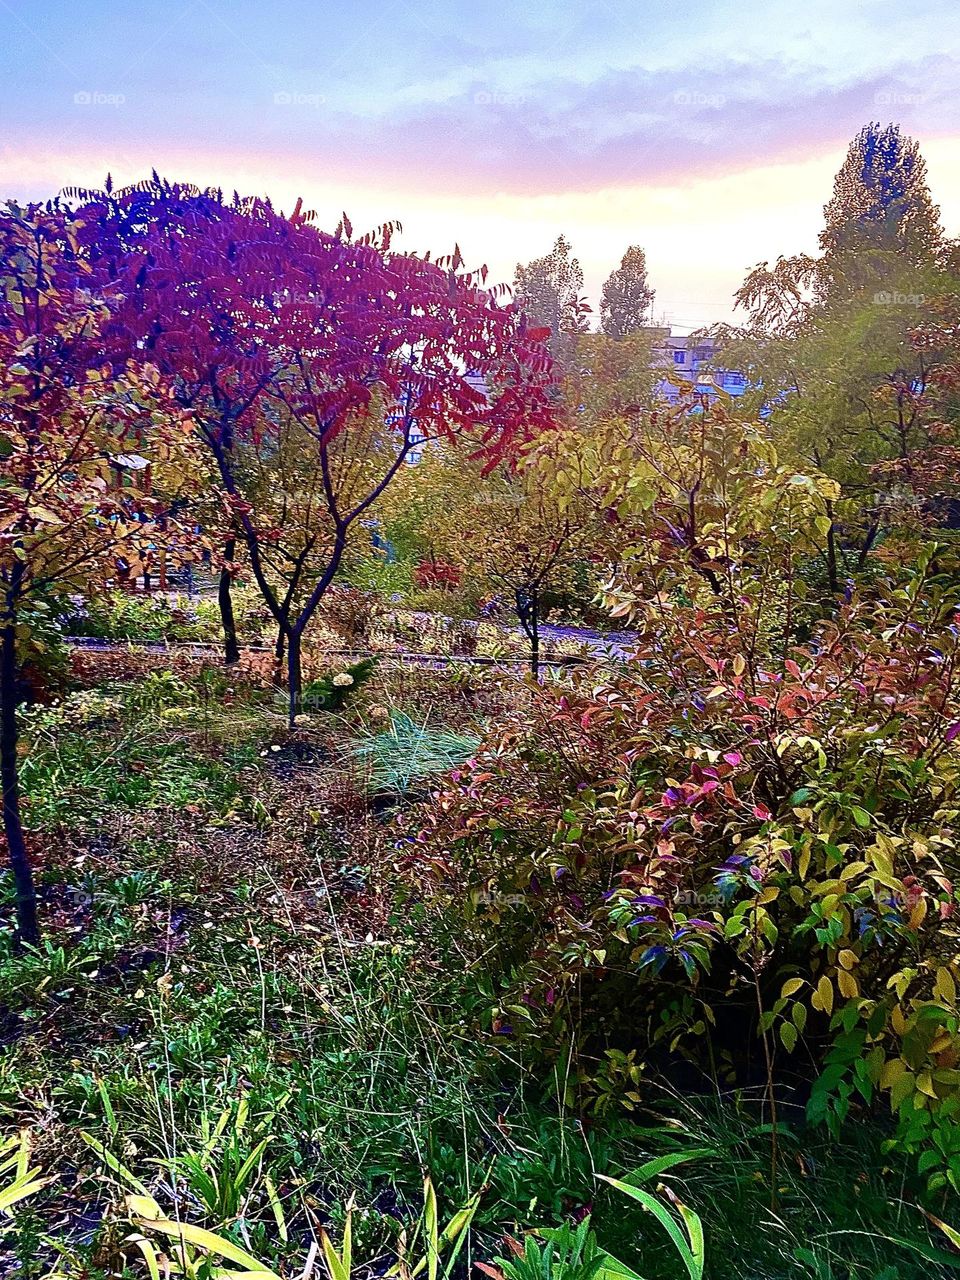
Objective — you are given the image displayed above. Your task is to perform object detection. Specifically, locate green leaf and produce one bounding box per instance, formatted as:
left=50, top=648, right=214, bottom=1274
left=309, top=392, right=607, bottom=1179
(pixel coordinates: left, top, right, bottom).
left=620, top=1150, right=716, bottom=1185
left=598, top=1177, right=703, bottom=1280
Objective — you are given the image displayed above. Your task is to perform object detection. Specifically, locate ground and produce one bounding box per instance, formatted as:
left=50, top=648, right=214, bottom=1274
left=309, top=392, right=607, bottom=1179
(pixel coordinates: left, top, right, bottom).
left=1, top=646, right=957, bottom=1279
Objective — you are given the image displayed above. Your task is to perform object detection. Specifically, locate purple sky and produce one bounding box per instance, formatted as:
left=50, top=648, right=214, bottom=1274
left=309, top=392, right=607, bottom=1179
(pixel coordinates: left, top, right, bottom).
left=2, top=0, right=958, bottom=324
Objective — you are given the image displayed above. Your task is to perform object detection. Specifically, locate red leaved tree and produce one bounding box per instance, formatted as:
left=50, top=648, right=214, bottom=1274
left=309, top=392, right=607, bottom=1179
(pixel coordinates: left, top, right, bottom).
left=75, top=177, right=557, bottom=720
left=0, top=201, right=199, bottom=942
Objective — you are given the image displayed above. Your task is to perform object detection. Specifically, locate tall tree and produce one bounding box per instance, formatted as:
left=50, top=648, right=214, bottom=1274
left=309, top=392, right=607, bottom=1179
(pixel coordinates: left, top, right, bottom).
left=600, top=244, right=655, bottom=337
left=818, top=122, right=944, bottom=296
left=513, top=234, right=589, bottom=361
left=705, top=124, right=958, bottom=587
left=0, top=202, right=197, bottom=941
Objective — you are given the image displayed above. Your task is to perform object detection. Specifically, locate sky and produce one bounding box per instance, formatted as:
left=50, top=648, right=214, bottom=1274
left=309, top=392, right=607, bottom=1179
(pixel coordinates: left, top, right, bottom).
left=2, top=0, right=959, bottom=329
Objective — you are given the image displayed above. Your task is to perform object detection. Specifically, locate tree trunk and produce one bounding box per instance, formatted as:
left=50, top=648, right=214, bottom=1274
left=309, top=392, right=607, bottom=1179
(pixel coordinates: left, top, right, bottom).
left=287, top=629, right=303, bottom=728
left=218, top=537, right=240, bottom=665
left=1, top=591, right=39, bottom=945
left=516, top=587, right=541, bottom=678
left=825, top=506, right=839, bottom=596
left=857, top=519, right=880, bottom=571
left=529, top=591, right=540, bottom=678
left=275, top=625, right=285, bottom=667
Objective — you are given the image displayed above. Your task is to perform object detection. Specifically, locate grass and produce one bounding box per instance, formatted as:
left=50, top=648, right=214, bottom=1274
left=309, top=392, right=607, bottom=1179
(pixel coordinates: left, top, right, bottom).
left=1, top=659, right=957, bottom=1279
left=350, top=709, right=480, bottom=798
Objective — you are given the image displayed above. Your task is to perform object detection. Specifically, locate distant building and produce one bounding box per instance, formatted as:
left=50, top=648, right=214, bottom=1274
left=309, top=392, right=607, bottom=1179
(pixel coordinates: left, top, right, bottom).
left=404, top=367, right=488, bottom=464
left=646, top=328, right=746, bottom=402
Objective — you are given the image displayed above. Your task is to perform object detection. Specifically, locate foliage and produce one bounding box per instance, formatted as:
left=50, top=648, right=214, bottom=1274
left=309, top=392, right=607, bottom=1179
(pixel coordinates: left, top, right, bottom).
left=411, top=543, right=960, bottom=1190
left=819, top=122, right=945, bottom=287
left=2, top=657, right=958, bottom=1277
left=708, top=123, right=960, bottom=589
left=484, top=1155, right=707, bottom=1280
left=0, top=1132, right=49, bottom=1217
left=319, top=586, right=383, bottom=643
left=414, top=560, right=462, bottom=590
left=57, top=587, right=269, bottom=645
left=599, top=246, right=655, bottom=340
left=513, top=235, right=589, bottom=361
left=388, top=437, right=605, bottom=672
left=301, top=657, right=377, bottom=713
left=482, top=1218, right=613, bottom=1280
left=0, top=200, right=201, bottom=941
left=76, top=176, right=556, bottom=725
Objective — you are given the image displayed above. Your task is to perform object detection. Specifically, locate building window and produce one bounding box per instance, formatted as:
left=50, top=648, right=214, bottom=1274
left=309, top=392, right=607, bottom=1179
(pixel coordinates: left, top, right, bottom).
left=673, top=350, right=685, bottom=364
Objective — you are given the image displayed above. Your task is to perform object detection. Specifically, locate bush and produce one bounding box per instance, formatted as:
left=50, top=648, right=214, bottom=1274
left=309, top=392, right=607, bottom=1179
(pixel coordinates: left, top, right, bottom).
left=410, top=549, right=960, bottom=1188
left=301, top=657, right=377, bottom=713
left=317, top=586, right=382, bottom=643
left=414, top=559, right=462, bottom=590
left=403, top=588, right=478, bottom=621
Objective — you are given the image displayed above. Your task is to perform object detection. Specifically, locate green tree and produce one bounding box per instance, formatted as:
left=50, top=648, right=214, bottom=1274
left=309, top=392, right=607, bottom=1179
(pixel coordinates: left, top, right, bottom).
left=513, top=235, right=589, bottom=362
left=818, top=122, right=944, bottom=297
left=703, top=124, right=959, bottom=590
left=600, top=245, right=655, bottom=337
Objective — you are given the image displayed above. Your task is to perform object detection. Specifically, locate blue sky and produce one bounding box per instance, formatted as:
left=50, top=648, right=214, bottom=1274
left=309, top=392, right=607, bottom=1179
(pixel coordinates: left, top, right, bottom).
left=2, top=0, right=959, bottom=324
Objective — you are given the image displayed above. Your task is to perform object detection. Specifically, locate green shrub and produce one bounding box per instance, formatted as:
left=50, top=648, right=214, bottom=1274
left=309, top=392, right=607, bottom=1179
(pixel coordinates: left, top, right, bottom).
left=301, top=657, right=377, bottom=714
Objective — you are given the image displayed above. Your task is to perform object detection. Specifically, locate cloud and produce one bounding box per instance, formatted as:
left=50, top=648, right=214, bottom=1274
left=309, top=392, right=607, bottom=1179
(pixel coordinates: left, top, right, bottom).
left=354, top=54, right=960, bottom=191
left=7, top=46, right=955, bottom=200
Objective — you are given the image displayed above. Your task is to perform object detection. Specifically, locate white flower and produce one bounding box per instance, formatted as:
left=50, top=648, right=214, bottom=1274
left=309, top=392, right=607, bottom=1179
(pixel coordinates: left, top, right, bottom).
left=332, top=672, right=354, bottom=687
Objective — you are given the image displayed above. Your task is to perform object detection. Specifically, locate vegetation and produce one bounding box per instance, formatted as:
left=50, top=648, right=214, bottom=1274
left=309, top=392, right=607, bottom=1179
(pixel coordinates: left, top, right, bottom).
left=2, top=121, right=960, bottom=1279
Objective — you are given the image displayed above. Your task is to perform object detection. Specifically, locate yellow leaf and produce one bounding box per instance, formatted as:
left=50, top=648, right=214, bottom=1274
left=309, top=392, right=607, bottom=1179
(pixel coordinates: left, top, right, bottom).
left=839, top=862, right=869, bottom=881
left=891, top=1005, right=907, bottom=1036
left=130, top=1213, right=282, bottom=1277
left=838, top=949, right=858, bottom=970
left=780, top=978, right=805, bottom=999
left=935, top=967, right=957, bottom=1007
left=812, top=976, right=833, bottom=1016
left=837, top=969, right=859, bottom=999
left=916, top=1071, right=937, bottom=1099
left=880, top=1058, right=907, bottom=1090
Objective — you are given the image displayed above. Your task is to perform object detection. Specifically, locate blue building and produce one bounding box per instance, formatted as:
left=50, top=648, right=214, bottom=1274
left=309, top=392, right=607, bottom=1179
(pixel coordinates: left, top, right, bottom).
left=648, top=328, right=746, bottom=402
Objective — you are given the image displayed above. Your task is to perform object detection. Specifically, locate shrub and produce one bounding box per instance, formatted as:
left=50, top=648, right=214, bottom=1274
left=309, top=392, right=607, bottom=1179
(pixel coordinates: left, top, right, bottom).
left=317, top=587, right=382, bottom=643
left=410, top=549, right=960, bottom=1188
left=414, top=559, right=462, bottom=590
left=301, top=657, right=377, bottom=714
left=403, top=588, right=478, bottom=621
